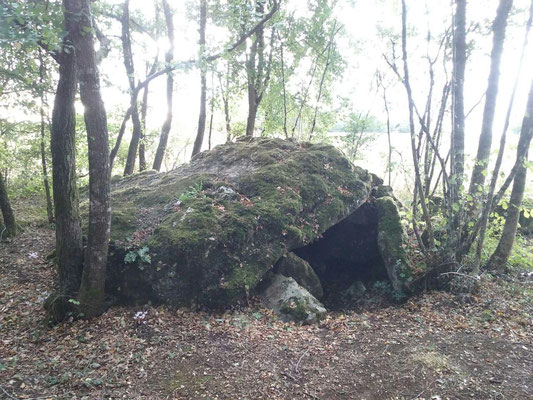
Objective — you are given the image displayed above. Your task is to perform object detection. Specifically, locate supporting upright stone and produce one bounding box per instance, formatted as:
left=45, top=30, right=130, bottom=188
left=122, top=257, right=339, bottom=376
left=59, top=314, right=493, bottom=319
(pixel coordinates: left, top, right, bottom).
left=375, top=196, right=410, bottom=293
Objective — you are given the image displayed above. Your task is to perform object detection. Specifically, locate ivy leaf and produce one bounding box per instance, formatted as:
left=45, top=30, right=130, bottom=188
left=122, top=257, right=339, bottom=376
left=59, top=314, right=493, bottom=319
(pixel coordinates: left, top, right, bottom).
left=124, top=251, right=138, bottom=264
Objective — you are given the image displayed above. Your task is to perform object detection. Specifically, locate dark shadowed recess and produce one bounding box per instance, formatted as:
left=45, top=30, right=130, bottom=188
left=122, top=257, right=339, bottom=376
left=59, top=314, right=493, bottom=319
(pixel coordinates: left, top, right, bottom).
left=293, top=202, right=388, bottom=309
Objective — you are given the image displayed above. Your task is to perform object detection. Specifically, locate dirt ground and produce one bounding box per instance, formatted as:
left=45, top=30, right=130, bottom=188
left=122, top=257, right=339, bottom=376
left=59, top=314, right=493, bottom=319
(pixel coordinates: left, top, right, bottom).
left=1, top=227, right=532, bottom=400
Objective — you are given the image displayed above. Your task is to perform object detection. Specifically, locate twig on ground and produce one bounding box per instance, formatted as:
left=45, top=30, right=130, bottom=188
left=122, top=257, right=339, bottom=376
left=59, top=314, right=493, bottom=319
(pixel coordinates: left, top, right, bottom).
left=440, top=271, right=480, bottom=280
left=295, top=347, right=310, bottom=374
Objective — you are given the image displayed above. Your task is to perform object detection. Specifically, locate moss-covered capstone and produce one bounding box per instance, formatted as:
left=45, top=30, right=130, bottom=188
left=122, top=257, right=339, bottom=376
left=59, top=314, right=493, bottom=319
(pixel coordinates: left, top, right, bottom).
left=102, top=138, right=374, bottom=308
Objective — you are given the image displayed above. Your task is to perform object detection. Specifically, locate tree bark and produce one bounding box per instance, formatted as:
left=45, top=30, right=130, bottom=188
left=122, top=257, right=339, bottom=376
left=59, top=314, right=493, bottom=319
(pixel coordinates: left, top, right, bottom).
left=65, top=0, right=111, bottom=318
left=382, top=85, right=392, bottom=186
left=468, top=0, right=513, bottom=197
left=138, top=59, right=158, bottom=171
left=220, top=67, right=232, bottom=142
left=152, top=0, right=175, bottom=171
left=121, top=0, right=143, bottom=176
left=245, top=93, right=258, bottom=137
left=451, top=65, right=466, bottom=169
left=0, top=171, right=16, bottom=239
left=192, top=0, right=208, bottom=157
left=245, top=0, right=268, bottom=137
left=309, top=22, right=337, bottom=140
left=38, top=48, right=54, bottom=224
left=449, top=0, right=466, bottom=254
left=488, top=75, right=533, bottom=272
left=280, top=38, right=288, bottom=139
left=110, top=106, right=132, bottom=169
left=489, top=158, right=528, bottom=272
left=123, top=108, right=142, bottom=175
left=49, top=30, right=83, bottom=302
left=208, top=86, right=214, bottom=151
left=139, top=84, right=148, bottom=171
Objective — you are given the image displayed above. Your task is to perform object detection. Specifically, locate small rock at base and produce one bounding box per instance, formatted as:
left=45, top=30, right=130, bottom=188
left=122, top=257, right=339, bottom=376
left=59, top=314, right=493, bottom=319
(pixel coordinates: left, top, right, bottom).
left=261, top=275, right=326, bottom=324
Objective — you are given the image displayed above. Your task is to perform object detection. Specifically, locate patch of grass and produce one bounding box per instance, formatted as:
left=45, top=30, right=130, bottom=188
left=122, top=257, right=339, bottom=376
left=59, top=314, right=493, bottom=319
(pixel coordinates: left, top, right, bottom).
left=162, top=370, right=213, bottom=395
left=409, top=347, right=459, bottom=374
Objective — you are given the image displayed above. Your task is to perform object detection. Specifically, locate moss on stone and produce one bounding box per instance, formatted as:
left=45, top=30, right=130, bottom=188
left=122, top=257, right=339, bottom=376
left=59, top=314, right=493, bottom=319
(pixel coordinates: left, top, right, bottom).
left=110, top=203, right=137, bottom=243
left=280, top=298, right=311, bottom=322
left=376, top=196, right=411, bottom=292
left=376, top=197, right=405, bottom=256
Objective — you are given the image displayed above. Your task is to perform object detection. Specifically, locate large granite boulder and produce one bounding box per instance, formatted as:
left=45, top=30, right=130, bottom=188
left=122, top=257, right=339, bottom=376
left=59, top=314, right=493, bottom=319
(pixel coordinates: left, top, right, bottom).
left=100, top=138, right=374, bottom=308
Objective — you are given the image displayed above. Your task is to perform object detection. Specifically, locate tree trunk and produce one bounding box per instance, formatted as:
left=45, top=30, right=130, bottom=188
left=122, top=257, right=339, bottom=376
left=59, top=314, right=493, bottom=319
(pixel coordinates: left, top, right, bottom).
left=280, top=38, right=288, bottom=139
left=109, top=106, right=132, bottom=169
left=123, top=107, right=142, bottom=176
left=309, top=22, right=336, bottom=140
left=401, top=0, right=434, bottom=251
left=245, top=0, right=267, bottom=137
left=222, top=93, right=231, bottom=142
left=139, top=57, right=158, bottom=171
left=40, top=105, right=54, bottom=225
left=192, top=0, right=208, bottom=157
left=152, top=0, right=175, bottom=171
left=65, top=0, right=111, bottom=318
left=452, top=0, right=466, bottom=183
left=38, top=48, right=54, bottom=224
left=449, top=0, right=466, bottom=253
left=383, top=87, right=392, bottom=186
left=0, top=171, right=16, bottom=239
left=488, top=75, right=533, bottom=272
left=489, top=158, right=528, bottom=272
left=246, top=96, right=258, bottom=137
left=468, top=0, right=513, bottom=197
left=49, top=35, right=83, bottom=304
left=208, top=88, right=214, bottom=151
left=139, top=84, right=148, bottom=171
left=121, top=0, right=143, bottom=176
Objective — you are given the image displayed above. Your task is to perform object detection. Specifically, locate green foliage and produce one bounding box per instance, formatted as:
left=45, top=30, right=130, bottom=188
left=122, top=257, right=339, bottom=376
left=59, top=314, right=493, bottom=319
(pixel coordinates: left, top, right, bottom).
left=474, top=206, right=533, bottom=272
left=341, top=113, right=383, bottom=161
left=0, top=0, right=62, bottom=99
left=208, top=0, right=345, bottom=139
left=0, top=119, right=52, bottom=199
left=178, top=181, right=204, bottom=203
left=125, top=246, right=152, bottom=268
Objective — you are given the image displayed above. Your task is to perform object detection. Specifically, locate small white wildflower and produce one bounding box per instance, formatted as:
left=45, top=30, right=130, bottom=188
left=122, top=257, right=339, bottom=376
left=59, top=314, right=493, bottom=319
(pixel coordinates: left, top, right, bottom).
left=28, top=252, right=39, bottom=260
left=133, top=310, right=148, bottom=324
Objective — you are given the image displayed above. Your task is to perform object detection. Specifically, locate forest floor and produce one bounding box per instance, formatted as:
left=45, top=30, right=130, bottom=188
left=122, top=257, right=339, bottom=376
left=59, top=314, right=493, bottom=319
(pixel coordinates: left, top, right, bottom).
left=1, top=212, right=532, bottom=399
